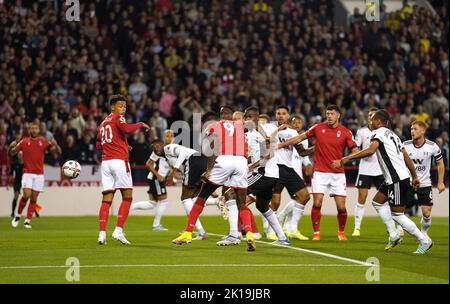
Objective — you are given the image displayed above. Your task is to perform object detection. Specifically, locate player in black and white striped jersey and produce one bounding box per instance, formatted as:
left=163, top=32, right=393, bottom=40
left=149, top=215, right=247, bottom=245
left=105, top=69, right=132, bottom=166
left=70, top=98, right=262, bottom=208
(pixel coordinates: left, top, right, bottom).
left=333, top=110, right=433, bottom=254
left=399, top=120, right=446, bottom=239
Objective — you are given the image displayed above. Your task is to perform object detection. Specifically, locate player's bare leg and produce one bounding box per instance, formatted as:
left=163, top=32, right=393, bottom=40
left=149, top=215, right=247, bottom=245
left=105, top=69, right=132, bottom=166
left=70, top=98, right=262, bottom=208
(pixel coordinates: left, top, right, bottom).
left=98, top=191, right=114, bottom=245
left=353, top=188, right=368, bottom=236
left=371, top=191, right=401, bottom=251
left=420, top=205, right=432, bottom=239
left=390, top=205, right=432, bottom=254
left=311, top=193, right=324, bottom=240
left=335, top=196, right=348, bottom=240
left=111, top=188, right=133, bottom=245
left=180, top=185, right=207, bottom=240
left=286, top=188, right=310, bottom=241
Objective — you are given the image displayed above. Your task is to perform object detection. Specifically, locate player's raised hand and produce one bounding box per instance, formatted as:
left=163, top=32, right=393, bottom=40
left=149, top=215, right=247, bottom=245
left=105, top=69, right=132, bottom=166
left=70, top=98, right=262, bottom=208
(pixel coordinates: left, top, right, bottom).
left=412, top=176, right=420, bottom=191
left=437, top=181, right=445, bottom=193
left=141, top=123, right=151, bottom=131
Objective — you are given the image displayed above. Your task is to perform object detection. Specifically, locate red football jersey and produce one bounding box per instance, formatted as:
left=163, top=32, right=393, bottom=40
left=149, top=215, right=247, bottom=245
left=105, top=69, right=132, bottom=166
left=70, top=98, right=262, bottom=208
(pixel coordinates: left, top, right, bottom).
left=97, top=113, right=143, bottom=161
left=306, top=122, right=356, bottom=173
left=205, top=120, right=248, bottom=157
left=14, top=137, right=50, bottom=174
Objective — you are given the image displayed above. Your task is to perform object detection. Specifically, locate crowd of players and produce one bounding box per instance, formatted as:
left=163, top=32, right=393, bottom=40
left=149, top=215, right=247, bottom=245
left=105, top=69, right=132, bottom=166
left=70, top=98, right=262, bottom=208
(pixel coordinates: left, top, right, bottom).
left=5, top=93, right=445, bottom=256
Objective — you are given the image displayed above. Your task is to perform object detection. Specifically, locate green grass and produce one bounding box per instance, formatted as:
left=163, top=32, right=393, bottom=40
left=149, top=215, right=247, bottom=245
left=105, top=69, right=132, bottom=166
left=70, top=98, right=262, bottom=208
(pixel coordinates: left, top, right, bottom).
left=0, top=215, right=448, bottom=284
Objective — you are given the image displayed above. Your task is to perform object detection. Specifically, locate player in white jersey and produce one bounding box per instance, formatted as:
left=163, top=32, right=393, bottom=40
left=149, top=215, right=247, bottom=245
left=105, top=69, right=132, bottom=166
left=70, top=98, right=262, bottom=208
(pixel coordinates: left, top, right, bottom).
left=333, top=110, right=433, bottom=254
left=353, top=108, right=384, bottom=237
left=400, top=120, right=445, bottom=239
left=131, top=130, right=173, bottom=230
left=277, top=115, right=313, bottom=235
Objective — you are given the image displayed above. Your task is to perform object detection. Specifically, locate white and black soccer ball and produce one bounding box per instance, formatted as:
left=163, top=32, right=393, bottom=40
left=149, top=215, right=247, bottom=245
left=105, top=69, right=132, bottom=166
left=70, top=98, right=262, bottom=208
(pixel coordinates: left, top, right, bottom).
left=62, top=160, right=81, bottom=179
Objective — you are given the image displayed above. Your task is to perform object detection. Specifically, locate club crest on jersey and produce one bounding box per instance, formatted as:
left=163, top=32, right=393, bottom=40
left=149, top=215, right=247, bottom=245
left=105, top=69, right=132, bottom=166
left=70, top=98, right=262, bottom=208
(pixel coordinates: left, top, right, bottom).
left=322, top=129, right=325, bottom=134
left=337, top=130, right=341, bottom=138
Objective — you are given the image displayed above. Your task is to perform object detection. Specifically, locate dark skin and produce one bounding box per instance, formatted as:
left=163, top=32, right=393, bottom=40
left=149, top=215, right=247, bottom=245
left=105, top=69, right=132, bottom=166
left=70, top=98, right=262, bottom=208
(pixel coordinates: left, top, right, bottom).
left=9, top=123, right=62, bottom=202
left=332, top=117, right=420, bottom=213
left=147, top=142, right=168, bottom=201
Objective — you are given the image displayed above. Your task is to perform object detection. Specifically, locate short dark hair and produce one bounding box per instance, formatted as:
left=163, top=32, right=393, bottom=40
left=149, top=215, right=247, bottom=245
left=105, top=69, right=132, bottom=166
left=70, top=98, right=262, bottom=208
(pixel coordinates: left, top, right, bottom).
left=291, top=115, right=302, bottom=122
left=151, top=139, right=163, bottom=145
left=368, top=107, right=379, bottom=113
left=244, top=106, right=259, bottom=114
left=109, top=94, right=126, bottom=106
left=373, top=109, right=390, bottom=125
left=276, top=105, right=290, bottom=113
left=326, top=104, right=340, bottom=112
left=221, top=105, right=234, bottom=113
left=202, top=111, right=219, bottom=123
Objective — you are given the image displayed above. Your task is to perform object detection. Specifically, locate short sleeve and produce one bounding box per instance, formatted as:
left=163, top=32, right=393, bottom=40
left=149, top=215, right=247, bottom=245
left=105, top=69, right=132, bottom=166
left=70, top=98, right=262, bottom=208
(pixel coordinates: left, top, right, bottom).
left=370, top=132, right=382, bottom=144
left=433, top=143, right=443, bottom=161
left=346, top=130, right=357, bottom=149
left=305, top=125, right=317, bottom=138
left=355, top=129, right=363, bottom=147
left=149, top=152, right=159, bottom=162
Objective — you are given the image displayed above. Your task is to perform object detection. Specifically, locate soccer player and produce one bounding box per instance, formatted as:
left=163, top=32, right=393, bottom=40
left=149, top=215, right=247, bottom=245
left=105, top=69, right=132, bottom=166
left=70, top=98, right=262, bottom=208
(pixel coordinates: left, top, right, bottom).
left=278, top=104, right=359, bottom=241
left=96, top=94, right=150, bottom=245
left=9, top=121, right=62, bottom=228
left=400, top=120, right=446, bottom=238
left=333, top=110, right=433, bottom=254
left=130, top=138, right=171, bottom=231
left=163, top=141, right=208, bottom=240
left=353, top=108, right=384, bottom=237
left=172, top=106, right=256, bottom=251
left=7, top=133, right=23, bottom=218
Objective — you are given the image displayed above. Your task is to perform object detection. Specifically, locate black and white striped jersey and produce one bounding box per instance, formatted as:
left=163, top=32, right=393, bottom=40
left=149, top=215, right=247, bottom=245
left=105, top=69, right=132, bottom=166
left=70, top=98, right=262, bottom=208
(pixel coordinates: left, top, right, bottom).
left=371, top=127, right=410, bottom=185
left=404, top=139, right=443, bottom=188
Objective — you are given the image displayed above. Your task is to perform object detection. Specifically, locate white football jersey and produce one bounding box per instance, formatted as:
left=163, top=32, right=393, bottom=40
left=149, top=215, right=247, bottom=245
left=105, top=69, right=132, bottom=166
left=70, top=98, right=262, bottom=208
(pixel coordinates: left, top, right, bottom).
left=292, top=140, right=311, bottom=179
left=246, top=129, right=266, bottom=164
left=259, top=123, right=280, bottom=178
left=147, top=152, right=170, bottom=179
left=355, top=126, right=382, bottom=176
left=404, top=139, right=443, bottom=188
left=163, top=144, right=198, bottom=171
left=371, top=127, right=410, bottom=185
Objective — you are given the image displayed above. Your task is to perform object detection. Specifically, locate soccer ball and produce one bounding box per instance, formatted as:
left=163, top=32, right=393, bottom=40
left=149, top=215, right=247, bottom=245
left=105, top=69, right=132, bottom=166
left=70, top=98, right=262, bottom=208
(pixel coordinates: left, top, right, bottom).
left=62, top=160, right=81, bottom=179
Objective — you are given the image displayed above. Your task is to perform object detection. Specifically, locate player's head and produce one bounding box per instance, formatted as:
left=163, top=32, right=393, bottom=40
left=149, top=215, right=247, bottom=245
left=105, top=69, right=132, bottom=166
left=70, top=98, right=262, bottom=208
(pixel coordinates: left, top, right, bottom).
left=258, top=114, right=270, bottom=124
left=367, top=107, right=379, bottom=131
left=244, top=106, right=260, bottom=130
left=151, top=139, right=164, bottom=156
left=411, top=120, right=428, bottom=141
left=325, top=104, right=340, bottom=127
left=371, top=109, right=390, bottom=130
left=232, top=111, right=244, bottom=122
left=220, top=106, right=233, bottom=120
left=29, top=121, right=40, bottom=138
left=164, top=129, right=174, bottom=145
left=290, top=115, right=303, bottom=131
left=275, top=105, right=290, bottom=125
left=109, top=94, right=127, bottom=115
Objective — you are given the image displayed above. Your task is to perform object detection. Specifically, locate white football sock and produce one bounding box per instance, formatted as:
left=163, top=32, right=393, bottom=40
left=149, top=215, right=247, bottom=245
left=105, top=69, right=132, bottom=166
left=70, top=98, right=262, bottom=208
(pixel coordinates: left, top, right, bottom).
left=114, top=227, right=123, bottom=234
left=372, top=201, right=397, bottom=239
left=288, top=203, right=305, bottom=233
left=392, top=212, right=428, bottom=244
left=205, top=197, right=220, bottom=206
left=263, top=209, right=286, bottom=240
left=153, top=199, right=168, bottom=227
left=226, top=200, right=239, bottom=238
left=182, top=198, right=205, bottom=235
left=262, top=215, right=270, bottom=234
left=131, top=200, right=156, bottom=211
left=421, top=216, right=431, bottom=235
left=354, top=203, right=365, bottom=230
left=278, top=200, right=295, bottom=227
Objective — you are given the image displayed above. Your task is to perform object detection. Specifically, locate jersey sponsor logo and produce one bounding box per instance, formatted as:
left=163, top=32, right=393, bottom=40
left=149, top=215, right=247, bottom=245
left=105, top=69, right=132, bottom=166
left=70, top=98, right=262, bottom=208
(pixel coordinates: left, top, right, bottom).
left=412, top=159, right=424, bottom=165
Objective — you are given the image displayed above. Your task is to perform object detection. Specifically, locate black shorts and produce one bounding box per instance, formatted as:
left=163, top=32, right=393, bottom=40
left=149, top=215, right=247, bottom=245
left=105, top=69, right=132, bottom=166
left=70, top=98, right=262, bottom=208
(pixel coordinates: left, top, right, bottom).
left=148, top=179, right=167, bottom=197
left=356, top=174, right=384, bottom=189
left=276, top=165, right=306, bottom=197
left=379, top=179, right=412, bottom=207
left=183, top=155, right=207, bottom=188
left=13, top=177, right=22, bottom=192
left=407, top=186, right=433, bottom=207
left=248, top=172, right=278, bottom=203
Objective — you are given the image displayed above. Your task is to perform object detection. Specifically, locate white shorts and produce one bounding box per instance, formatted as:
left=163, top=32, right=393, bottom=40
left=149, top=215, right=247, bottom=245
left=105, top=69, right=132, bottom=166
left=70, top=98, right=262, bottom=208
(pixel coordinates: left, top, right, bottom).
left=311, top=172, right=347, bottom=197
left=208, top=155, right=248, bottom=189
left=22, top=173, right=45, bottom=192
left=101, top=159, right=133, bottom=193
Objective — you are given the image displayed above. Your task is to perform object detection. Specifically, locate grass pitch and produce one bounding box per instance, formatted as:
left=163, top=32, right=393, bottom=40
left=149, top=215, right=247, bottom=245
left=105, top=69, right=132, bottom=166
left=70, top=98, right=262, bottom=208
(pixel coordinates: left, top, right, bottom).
left=0, top=215, right=448, bottom=284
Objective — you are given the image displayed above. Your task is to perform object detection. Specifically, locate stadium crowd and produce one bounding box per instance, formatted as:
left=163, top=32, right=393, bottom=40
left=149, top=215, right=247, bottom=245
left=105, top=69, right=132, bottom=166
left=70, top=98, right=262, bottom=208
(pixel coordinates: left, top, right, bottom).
left=0, top=0, right=448, bottom=180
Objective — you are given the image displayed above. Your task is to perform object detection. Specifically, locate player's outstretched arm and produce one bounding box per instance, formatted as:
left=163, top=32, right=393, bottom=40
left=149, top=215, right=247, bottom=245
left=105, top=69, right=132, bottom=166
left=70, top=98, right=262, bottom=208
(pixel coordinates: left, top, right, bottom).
left=277, top=132, right=308, bottom=148
left=117, top=120, right=150, bottom=134
left=402, top=148, right=420, bottom=190
left=332, top=140, right=379, bottom=169
left=436, top=158, right=446, bottom=193
left=8, top=141, right=18, bottom=156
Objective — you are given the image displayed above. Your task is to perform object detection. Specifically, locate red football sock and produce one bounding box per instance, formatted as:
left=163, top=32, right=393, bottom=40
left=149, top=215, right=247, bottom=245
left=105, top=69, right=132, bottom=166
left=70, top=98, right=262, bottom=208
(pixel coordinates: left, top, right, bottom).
left=185, top=197, right=206, bottom=232
left=312, top=206, right=322, bottom=233
left=116, top=199, right=132, bottom=228
left=250, top=211, right=259, bottom=233
left=237, top=216, right=243, bottom=232
left=99, top=201, right=112, bottom=231
left=26, top=200, right=37, bottom=220
left=337, top=209, right=348, bottom=232
left=238, top=205, right=253, bottom=233
left=17, top=197, right=28, bottom=215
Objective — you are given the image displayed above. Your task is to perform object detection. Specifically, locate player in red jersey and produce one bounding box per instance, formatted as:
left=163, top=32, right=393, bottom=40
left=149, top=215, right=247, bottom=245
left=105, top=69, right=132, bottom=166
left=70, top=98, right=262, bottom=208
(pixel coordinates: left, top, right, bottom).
left=278, top=105, right=359, bottom=241
left=96, top=95, right=150, bottom=245
left=9, top=121, right=62, bottom=229
left=172, top=106, right=258, bottom=251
